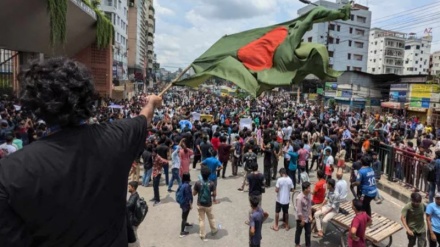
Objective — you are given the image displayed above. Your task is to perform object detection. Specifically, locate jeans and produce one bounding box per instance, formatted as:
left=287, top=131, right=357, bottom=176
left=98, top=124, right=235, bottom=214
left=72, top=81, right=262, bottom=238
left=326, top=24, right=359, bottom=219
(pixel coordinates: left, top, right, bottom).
left=310, top=155, right=319, bottom=171
left=232, top=156, right=239, bottom=176
left=298, top=167, right=305, bottom=184
left=429, top=231, right=440, bottom=247
left=217, top=160, right=228, bottom=178
left=295, top=220, right=311, bottom=247
left=181, top=209, right=190, bottom=233
left=142, top=168, right=153, bottom=186
left=362, top=195, right=375, bottom=217
left=288, top=169, right=296, bottom=190
left=163, top=164, right=169, bottom=185
left=193, top=154, right=201, bottom=169
left=272, top=159, right=279, bottom=179
left=429, top=182, right=436, bottom=203
left=153, top=174, right=161, bottom=202
left=264, top=166, right=271, bottom=187
left=407, top=231, right=426, bottom=247
left=168, top=168, right=182, bottom=190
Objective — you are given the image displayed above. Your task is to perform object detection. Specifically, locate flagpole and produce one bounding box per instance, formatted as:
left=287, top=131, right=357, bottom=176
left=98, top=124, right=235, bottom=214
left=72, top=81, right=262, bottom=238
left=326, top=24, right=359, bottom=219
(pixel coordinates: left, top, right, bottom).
left=158, top=65, right=192, bottom=97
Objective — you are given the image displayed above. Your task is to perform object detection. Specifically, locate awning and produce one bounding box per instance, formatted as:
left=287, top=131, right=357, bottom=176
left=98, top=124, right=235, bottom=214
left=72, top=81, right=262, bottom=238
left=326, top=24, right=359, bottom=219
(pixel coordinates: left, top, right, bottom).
left=407, top=107, right=427, bottom=112
left=380, top=102, right=408, bottom=109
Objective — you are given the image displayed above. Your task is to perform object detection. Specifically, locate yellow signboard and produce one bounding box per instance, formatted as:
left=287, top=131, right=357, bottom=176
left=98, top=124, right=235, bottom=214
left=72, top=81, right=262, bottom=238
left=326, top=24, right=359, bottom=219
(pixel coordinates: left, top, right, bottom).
left=410, top=84, right=438, bottom=98
left=308, top=93, right=317, bottom=100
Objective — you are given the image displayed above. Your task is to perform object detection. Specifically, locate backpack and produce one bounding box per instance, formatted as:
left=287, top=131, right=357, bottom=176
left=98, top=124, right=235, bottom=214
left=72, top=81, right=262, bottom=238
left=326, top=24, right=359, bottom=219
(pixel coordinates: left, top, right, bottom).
left=199, top=181, right=211, bottom=205
left=132, top=197, right=148, bottom=226
left=176, top=184, right=186, bottom=206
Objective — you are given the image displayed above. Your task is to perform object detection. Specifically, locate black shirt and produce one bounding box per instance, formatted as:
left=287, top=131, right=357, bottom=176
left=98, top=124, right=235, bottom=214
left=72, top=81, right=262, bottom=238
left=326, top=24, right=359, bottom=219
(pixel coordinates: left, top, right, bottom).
left=248, top=172, right=265, bottom=196
left=200, top=141, right=212, bottom=159
left=156, top=144, right=169, bottom=160
left=0, top=116, right=148, bottom=247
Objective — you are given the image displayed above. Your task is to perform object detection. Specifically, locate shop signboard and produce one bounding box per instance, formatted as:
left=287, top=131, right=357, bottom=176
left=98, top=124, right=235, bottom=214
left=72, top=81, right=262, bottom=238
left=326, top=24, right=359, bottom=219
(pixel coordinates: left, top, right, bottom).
left=410, top=97, right=430, bottom=108
left=308, top=93, right=317, bottom=101
left=325, top=82, right=337, bottom=91
left=317, top=88, right=324, bottom=95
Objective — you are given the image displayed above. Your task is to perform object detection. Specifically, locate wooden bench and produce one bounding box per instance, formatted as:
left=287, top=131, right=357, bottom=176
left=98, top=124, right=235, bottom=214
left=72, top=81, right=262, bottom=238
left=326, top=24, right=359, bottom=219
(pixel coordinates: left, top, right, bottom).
left=312, top=201, right=402, bottom=247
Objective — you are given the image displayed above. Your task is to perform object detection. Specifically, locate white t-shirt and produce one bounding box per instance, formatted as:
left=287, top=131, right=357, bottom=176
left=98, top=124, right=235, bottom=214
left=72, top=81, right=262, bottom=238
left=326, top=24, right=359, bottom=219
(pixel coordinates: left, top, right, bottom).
left=335, top=179, right=348, bottom=201
left=326, top=155, right=334, bottom=167
left=276, top=176, right=294, bottom=205
left=0, top=143, right=17, bottom=156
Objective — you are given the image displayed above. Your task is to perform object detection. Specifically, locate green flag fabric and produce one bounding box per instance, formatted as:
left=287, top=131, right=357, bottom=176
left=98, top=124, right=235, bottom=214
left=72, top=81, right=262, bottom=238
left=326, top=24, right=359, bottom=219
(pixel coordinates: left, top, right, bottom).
left=174, top=5, right=351, bottom=97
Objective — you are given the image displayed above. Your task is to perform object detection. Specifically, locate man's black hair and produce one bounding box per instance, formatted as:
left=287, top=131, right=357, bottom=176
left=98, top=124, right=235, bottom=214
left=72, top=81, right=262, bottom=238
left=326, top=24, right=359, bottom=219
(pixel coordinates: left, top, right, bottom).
left=19, top=58, right=95, bottom=127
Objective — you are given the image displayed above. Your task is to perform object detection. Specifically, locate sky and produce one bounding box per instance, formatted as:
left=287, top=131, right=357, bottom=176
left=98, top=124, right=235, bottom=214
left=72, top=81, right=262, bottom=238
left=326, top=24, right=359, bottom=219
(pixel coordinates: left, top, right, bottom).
left=154, top=0, right=440, bottom=71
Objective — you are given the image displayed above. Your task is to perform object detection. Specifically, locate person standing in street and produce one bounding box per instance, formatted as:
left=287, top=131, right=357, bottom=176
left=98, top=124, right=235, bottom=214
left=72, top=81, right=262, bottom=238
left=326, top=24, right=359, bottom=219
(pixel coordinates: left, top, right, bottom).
left=427, top=193, right=440, bottom=247
left=271, top=168, right=294, bottom=231
left=262, top=142, right=274, bottom=187
left=179, top=173, right=193, bottom=238
left=201, top=150, right=223, bottom=204
left=348, top=199, right=372, bottom=247
left=352, top=155, right=377, bottom=217
left=401, top=192, right=426, bottom=247
left=371, top=152, right=384, bottom=204
left=141, top=144, right=153, bottom=187
left=0, top=58, right=162, bottom=246
left=168, top=144, right=182, bottom=192
left=217, top=135, right=232, bottom=178
left=295, top=181, right=312, bottom=247
left=238, top=146, right=259, bottom=192
left=248, top=195, right=269, bottom=247
left=127, top=181, right=140, bottom=247
left=151, top=148, right=170, bottom=206
left=193, top=166, right=218, bottom=241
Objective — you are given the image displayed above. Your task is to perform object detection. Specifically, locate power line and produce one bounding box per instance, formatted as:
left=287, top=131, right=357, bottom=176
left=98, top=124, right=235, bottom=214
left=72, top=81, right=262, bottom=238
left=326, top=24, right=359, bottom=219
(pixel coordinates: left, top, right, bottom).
left=372, top=1, right=440, bottom=23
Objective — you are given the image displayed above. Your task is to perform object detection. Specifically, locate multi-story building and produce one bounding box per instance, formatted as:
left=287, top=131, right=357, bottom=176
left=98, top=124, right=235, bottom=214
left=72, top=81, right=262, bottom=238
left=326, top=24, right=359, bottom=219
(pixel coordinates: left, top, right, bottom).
left=100, top=0, right=128, bottom=81
left=297, top=0, right=371, bottom=72
left=367, top=28, right=406, bottom=75
left=128, top=0, right=148, bottom=81
left=403, top=34, right=432, bottom=75
left=146, top=0, right=155, bottom=84
left=430, top=51, right=440, bottom=76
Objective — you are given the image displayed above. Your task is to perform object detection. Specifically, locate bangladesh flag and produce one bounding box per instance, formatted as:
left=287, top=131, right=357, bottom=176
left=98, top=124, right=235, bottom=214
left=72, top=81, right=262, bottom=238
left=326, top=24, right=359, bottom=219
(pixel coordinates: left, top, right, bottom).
left=174, top=5, right=351, bottom=97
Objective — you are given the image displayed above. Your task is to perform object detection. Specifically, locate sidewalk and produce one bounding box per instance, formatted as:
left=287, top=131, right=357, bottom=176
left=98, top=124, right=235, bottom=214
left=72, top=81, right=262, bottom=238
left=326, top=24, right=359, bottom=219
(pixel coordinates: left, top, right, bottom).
left=345, top=161, right=427, bottom=204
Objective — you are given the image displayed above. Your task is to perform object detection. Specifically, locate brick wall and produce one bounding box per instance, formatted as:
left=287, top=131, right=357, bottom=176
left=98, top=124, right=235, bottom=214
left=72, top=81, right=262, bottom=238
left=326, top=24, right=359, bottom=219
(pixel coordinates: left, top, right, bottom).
left=73, top=44, right=113, bottom=98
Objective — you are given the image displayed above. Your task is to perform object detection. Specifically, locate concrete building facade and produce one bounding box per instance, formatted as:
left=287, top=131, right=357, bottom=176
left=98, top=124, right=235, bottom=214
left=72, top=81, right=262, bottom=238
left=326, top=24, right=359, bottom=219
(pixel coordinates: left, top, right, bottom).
left=403, top=34, right=432, bottom=75
left=367, top=28, right=406, bottom=75
left=430, top=50, right=440, bottom=76
left=100, top=0, right=128, bottom=81
left=297, top=0, right=371, bottom=72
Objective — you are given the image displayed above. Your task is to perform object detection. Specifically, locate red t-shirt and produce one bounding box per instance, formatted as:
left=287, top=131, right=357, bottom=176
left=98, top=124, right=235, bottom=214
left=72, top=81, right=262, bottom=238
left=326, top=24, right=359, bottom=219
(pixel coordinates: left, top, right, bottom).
left=348, top=212, right=371, bottom=247
left=211, top=137, right=220, bottom=151
left=312, top=179, right=326, bottom=204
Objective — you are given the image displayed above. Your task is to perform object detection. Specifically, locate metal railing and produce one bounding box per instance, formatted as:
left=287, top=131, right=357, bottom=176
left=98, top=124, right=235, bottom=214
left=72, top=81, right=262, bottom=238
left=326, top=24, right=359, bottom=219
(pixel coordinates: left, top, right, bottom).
left=0, top=49, right=19, bottom=88
left=373, top=140, right=433, bottom=193
left=393, top=147, right=432, bottom=192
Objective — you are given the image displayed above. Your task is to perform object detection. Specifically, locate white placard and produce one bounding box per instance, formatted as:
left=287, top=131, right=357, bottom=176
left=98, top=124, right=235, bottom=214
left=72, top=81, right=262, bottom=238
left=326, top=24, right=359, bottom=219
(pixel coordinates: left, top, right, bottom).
left=239, top=118, right=253, bottom=131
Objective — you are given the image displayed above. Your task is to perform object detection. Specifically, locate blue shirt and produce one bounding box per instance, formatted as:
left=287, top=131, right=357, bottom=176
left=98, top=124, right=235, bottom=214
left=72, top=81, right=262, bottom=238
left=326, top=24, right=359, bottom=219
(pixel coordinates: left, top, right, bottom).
left=356, top=167, right=378, bottom=197
left=427, top=203, right=440, bottom=234
left=202, top=157, right=222, bottom=181
left=287, top=151, right=298, bottom=171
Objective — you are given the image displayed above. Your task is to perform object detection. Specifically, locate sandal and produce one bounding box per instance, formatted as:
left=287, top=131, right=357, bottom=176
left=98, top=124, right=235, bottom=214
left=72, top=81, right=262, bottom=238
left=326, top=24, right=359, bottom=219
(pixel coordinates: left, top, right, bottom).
left=313, top=233, right=324, bottom=238
left=270, top=225, right=279, bottom=231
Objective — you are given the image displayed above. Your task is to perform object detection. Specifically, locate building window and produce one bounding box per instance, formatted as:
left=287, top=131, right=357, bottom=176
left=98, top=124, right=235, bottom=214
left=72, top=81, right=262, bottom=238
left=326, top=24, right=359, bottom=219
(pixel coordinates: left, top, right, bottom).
left=329, top=24, right=335, bottom=31
left=329, top=51, right=334, bottom=57
left=357, top=16, right=367, bottom=23
left=415, top=53, right=418, bottom=56
left=347, top=66, right=350, bottom=71
left=405, top=45, right=411, bottom=50
left=416, top=45, right=420, bottom=49
left=328, top=37, right=334, bottom=44
left=416, top=61, right=418, bottom=64
left=353, top=67, right=362, bottom=71
left=355, top=29, right=365, bottom=36
left=420, top=58, right=423, bottom=61
left=348, top=53, right=351, bottom=60
left=350, top=15, right=354, bottom=21
left=421, top=50, right=424, bottom=54
left=336, top=38, right=340, bottom=44
left=107, top=0, right=112, bottom=6
left=348, top=40, right=352, bottom=47
left=353, top=54, right=363, bottom=61
left=372, top=68, right=375, bottom=72
left=373, top=59, right=376, bottom=62
left=422, top=44, right=425, bottom=47
left=349, top=27, right=353, bottom=34
left=374, top=50, right=377, bottom=54
left=375, top=41, right=377, bottom=45
left=337, top=25, right=341, bottom=32
left=354, top=41, right=364, bottom=48
left=308, top=37, right=312, bottom=42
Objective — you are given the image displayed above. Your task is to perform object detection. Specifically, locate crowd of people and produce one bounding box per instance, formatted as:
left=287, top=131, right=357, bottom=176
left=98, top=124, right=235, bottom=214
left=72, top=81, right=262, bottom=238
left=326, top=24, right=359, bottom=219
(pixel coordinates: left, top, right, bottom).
left=1, top=57, right=440, bottom=247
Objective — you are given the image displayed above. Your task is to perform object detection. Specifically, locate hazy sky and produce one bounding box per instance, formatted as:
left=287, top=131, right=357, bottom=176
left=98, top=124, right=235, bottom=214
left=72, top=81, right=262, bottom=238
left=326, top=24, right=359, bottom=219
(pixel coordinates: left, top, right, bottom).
left=154, top=0, right=440, bottom=71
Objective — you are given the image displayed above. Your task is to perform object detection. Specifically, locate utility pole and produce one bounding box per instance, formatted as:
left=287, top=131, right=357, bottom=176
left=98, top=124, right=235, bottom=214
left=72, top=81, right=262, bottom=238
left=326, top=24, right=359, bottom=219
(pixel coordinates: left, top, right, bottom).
left=321, top=22, right=331, bottom=115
